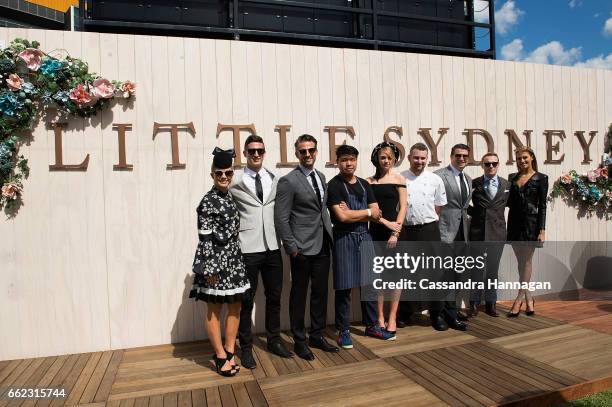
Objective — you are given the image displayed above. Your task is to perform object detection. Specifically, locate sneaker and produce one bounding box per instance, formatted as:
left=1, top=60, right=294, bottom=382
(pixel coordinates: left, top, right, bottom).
left=337, top=330, right=353, bottom=349
left=365, top=325, right=395, bottom=341
left=385, top=328, right=397, bottom=341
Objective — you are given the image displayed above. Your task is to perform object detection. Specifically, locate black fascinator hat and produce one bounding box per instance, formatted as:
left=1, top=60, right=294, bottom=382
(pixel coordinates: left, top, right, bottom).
left=212, top=147, right=235, bottom=169
left=370, top=141, right=400, bottom=168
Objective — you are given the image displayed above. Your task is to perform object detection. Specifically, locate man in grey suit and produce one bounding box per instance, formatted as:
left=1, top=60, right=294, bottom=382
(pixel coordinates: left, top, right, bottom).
left=274, top=134, right=339, bottom=361
left=468, top=152, right=510, bottom=317
left=231, top=135, right=293, bottom=369
left=434, top=143, right=473, bottom=331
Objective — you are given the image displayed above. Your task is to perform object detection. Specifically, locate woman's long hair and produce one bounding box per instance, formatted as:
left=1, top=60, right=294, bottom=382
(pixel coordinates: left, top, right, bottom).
left=515, top=146, right=538, bottom=173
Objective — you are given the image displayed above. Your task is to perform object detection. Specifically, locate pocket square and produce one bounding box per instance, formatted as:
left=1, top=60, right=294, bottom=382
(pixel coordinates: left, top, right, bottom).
left=504, top=189, right=510, bottom=192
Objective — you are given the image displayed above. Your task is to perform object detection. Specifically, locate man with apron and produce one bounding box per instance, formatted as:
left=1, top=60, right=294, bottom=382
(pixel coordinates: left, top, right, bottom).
left=327, top=145, right=394, bottom=349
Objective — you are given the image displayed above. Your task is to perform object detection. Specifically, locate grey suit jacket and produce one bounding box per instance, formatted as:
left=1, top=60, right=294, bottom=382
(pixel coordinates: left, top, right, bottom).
left=274, top=167, right=333, bottom=256
left=435, top=165, right=473, bottom=243
left=229, top=168, right=280, bottom=253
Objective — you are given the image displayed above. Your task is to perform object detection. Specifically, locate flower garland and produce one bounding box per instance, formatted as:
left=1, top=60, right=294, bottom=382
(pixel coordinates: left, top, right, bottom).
left=550, top=157, right=612, bottom=219
left=0, top=38, right=135, bottom=214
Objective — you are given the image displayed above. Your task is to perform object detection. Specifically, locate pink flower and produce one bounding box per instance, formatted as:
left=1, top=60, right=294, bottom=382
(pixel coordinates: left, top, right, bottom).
left=587, top=170, right=597, bottom=182
left=6, top=74, right=24, bottom=91
left=1, top=182, right=22, bottom=200
left=92, top=78, right=115, bottom=98
left=120, top=81, right=136, bottom=98
left=17, top=48, right=44, bottom=71
left=69, top=84, right=92, bottom=105
left=607, top=191, right=612, bottom=202
left=601, top=168, right=608, bottom=178
left=560, top=173, right=572, bottom=185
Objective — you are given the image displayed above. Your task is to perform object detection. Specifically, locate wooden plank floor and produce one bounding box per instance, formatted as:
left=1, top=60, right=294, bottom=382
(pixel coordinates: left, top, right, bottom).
left=491, top=324, right=612, bottom=380
left=1, top=300, right=612, bottom=407
left=527, top=300, right=612, bottom=335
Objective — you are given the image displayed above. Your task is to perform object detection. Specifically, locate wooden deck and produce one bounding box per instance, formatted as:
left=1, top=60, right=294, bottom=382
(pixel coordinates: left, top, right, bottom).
left=1, top=298, right=611, bottom=407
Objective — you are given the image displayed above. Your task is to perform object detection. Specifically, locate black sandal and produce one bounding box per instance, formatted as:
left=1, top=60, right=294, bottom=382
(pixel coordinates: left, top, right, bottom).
left=212, top=354, right=237, bottom=377
left=224, top=348, right=240, bottom=373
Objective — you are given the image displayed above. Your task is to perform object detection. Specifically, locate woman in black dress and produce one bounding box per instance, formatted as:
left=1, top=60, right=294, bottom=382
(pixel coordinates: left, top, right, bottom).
left=190, top=148, right=250, bottom=376
left=367, top=142, right=407, bottom=336
left=506, top=146, right=548, bottom=317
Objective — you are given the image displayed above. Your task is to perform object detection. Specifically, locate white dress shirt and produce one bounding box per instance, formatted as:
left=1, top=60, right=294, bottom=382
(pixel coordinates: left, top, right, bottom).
left=243, top=166, right=274, bottom=203
left=449, top=164, right=470, bottom=194
left=299, top=164, right=324, bottom=204
left=401, top=169, right=447, bottom=225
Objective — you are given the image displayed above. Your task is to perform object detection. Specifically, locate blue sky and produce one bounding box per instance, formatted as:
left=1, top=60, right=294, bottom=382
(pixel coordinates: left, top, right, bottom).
left=475, top=0, right=612, bottom=69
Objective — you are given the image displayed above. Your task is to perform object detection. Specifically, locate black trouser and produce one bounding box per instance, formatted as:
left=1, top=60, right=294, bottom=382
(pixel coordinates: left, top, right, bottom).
left=289, top=240, right=330, bottom=344
left=399, top=221, right=441, bottom=321
left=435, top=221, right=466, bottom=322
left=238, top=249, right=283, bottom=350
left=470, top=242, right=503, bottom=304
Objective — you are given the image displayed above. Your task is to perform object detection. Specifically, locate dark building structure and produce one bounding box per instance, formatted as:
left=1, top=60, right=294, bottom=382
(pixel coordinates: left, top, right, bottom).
left=79, top=0, right=495, bottom=58
left=0, top=0, right=72, bottom=29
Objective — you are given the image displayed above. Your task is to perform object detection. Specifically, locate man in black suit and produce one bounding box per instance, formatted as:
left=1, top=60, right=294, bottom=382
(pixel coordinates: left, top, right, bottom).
left=468, top=152, right=509, bottom=317
left=274, top=134, right=339, bottom=360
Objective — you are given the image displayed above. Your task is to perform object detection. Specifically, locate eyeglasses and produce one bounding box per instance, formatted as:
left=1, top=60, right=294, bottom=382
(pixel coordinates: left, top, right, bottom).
left=298, top=148, right=317, bottom=156
left=213, top=170, right=234, bottom=178
left=247, top=148, right=266, bottom=156
left=454, top=154, right=469, bottom=159
left=483, top=162, right=499, bottom=167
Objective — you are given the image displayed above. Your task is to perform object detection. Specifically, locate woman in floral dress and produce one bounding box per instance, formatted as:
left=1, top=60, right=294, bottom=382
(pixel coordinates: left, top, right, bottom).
left=190, top=148, right=250, bottom=376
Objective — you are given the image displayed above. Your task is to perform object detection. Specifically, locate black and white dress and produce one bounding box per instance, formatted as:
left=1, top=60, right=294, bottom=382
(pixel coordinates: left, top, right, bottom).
left=190, top=187, right=250, bottom=303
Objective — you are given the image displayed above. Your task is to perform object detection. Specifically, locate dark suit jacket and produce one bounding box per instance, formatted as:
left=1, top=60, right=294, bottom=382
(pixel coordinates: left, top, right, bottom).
left=468, top=175, right=509, bottom=241
left=274, top=167, right=333, bottom=256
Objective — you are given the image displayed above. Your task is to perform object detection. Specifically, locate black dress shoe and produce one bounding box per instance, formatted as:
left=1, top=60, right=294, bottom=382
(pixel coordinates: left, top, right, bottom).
left=469, top=302, right=480, bottom=317
left=447, top=319, right=467, bottom=331
left=430, top=315, right=449, bottom=331
left=294, top=342, right=315, bottom=361
left=309, top=336, right=339, bottom=352
left=485, top=303, right=499, bottom=317
left=240, top=348, right=257, bottom=369
left=396, top=320, right=407, bottom=328
left=267, top=341, right=293, bottom=358
left=457, top=311, right=469, bottom=321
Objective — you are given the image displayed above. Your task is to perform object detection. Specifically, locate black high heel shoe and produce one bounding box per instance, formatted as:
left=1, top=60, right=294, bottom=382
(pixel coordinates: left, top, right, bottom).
left=224, top=348, right=240, bottom=372
left=507, top=300, right=523, bottom=318
left=212, top=354, right=238, bottom=377
left=525, top=298, right=535, bottom=316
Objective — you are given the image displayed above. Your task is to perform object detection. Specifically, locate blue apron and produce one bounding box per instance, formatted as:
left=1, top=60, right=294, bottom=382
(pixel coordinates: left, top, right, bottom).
left=332, top=179, right=376, bottom=290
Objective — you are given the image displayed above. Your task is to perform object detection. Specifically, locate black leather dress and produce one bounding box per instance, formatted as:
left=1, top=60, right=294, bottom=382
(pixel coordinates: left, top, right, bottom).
left=506, top=172, right=548, bottom=242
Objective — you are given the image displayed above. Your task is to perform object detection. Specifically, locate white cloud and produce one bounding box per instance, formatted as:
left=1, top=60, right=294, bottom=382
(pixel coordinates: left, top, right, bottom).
left=603, top=13, right=612, bottom=37
left=495, top=1, right=525, bottom=35
left=525, top=41, right=582, bottom=65
left=568, top=0, right=583, bottom=8
left=474, top=0, right=490, bottom=23
left=501, top=39, right=524, bottom=61
left=594, top=13, right=601, bottom=18
left=500, top=39, right=612, bottom=70
left=575, top=54, right=612, bottom=69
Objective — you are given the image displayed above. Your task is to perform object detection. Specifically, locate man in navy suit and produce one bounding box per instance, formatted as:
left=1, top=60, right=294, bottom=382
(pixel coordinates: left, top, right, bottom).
left=468, top=152, right=509, bottom=317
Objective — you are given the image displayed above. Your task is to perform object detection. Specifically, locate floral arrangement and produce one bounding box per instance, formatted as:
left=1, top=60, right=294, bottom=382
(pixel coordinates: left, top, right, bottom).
left=550, top=157, right=612, bottom=219
left=0, top=38, right=135, bottom=214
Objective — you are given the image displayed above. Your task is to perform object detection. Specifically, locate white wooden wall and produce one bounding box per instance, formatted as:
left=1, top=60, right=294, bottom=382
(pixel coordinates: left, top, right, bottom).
left=1, top=28, right=611, bottom=360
